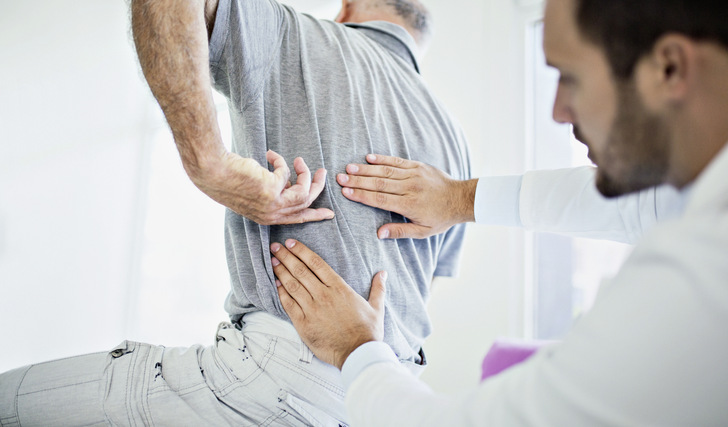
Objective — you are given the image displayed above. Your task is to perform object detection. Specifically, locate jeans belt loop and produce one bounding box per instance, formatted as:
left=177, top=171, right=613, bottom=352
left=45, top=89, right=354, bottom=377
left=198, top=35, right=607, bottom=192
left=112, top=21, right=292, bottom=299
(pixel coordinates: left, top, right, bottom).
left=299, top=342, right=314, bottom=364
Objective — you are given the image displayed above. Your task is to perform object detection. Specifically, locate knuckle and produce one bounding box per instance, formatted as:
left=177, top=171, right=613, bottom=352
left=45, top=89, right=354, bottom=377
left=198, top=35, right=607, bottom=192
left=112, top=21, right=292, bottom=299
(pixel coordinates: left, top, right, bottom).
left=407, top=182, right=423, bottom=193
left=382, top=166, right=396, bottom=178
left=374, top=191, right=388, bottom=206
left=393, top=157, right=406, bottom=166
left=260, top=188, right=277, bottom=203
left=287, top=190, right=305, bottom=205
left=375, top=178, right=387, bottom=191
left=292, top=264, right=309, bottom=278
left=285, top=278, right=302, bottom=293
left=282, top=297, right=297, bottom=313
left=308, top=255, right=326, bottom=271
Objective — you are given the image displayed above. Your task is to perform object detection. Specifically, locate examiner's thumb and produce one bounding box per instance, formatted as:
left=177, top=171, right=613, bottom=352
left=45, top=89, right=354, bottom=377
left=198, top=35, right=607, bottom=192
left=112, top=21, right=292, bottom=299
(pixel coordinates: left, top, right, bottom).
left=368, top=271, right=387, bottom=313
left=378, top=224, right=429, bottom=240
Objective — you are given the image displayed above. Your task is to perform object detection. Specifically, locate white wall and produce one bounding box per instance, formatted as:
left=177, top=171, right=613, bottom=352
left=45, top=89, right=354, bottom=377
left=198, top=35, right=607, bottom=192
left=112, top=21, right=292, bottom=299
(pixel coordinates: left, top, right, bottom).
left=418, top=0, right=542, bottom=395
left=0, top=0, right=154, bottom=369
left=0, top=0, right=540, bottom=396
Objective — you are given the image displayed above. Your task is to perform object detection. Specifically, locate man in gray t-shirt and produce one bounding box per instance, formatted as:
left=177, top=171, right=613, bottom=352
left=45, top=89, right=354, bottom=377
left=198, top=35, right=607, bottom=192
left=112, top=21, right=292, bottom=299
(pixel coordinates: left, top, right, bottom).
left=210, top=0, right=471, bottom=365
left=0, top=0, right=472, bottom=424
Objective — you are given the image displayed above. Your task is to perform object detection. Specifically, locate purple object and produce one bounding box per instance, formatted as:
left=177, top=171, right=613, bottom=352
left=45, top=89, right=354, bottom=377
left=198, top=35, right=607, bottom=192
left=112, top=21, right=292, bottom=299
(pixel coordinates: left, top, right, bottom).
left=481, top=338, right=550, bottom=381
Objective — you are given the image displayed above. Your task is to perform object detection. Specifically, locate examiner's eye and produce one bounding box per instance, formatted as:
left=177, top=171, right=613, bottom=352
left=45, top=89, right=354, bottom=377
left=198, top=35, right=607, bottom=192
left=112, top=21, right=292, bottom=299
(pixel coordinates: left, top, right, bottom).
left=558, top=73, right=576, bottom=86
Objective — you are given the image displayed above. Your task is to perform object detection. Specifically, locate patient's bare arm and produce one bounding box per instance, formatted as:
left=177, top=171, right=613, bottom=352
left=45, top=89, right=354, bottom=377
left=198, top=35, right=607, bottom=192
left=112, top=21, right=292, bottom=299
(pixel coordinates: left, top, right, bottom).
left=130, top=0, right=333, bottom=225
left=337, top=154, right=477, bottom=239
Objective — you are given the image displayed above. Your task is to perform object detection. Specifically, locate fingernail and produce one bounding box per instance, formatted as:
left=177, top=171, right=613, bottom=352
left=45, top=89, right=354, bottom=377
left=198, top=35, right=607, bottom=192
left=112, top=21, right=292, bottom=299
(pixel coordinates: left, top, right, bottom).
left=342, top=188, right=353, bottom=196
left=379, top=229, right=390, bottom=239
left=367, top=154, right=376, bottom=162
left=285, top=239, right=296, bottom=248
left=271, top=243, right=281, bottom=253
left=347, top=164, right=359, bottom=173
left=271, top=257, right=280, bottom=267
left=337, top=173, right=349, bottom=184
left=381, top=271, right=388, bottom=282
left=276, top=280, right=282, bottom=288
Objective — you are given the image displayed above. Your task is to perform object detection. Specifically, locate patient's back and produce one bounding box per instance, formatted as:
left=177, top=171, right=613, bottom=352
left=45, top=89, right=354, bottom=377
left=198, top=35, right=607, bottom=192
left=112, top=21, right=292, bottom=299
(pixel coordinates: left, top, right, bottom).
left=209, top=0, right=471, bottom=363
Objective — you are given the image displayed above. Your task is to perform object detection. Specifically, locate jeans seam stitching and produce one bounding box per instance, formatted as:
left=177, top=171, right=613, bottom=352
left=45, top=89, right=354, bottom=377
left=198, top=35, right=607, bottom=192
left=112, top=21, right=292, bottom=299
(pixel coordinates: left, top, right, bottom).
left=141, top=345, right=154, bottom=427
left=270, top=354, right=345, bottom=397
left=125, top=344, right=135, bottom=427
left=142, top=346, right=156, bottom=427
left=16, top=378, right=100, bottom=396
left=13, top=366, right=32, bottom=425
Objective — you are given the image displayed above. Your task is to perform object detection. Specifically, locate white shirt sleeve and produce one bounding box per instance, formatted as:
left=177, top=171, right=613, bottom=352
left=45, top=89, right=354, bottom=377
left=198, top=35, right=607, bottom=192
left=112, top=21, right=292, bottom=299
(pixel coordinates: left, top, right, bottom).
left=341, top=341, right=400, bottom=389
left=474, top=167, right=685, bottom=244
left=344, top=215, right=728, bottom=426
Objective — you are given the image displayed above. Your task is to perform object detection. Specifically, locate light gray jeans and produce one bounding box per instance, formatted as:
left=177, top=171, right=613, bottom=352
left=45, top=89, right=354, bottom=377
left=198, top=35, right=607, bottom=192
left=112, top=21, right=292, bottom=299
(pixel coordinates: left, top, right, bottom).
left=0, top=312, right=347, bottom=426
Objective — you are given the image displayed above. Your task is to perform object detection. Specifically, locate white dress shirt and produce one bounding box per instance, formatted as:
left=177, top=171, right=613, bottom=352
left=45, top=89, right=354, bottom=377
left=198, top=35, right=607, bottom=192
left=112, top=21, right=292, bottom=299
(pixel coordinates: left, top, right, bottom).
left=342, top=145, right=728, bottom=426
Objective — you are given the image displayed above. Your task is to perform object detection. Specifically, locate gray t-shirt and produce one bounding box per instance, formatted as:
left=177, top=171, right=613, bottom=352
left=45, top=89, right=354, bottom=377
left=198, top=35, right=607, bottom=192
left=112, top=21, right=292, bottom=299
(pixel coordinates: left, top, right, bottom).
left=209, top=0, right=471, bottom=363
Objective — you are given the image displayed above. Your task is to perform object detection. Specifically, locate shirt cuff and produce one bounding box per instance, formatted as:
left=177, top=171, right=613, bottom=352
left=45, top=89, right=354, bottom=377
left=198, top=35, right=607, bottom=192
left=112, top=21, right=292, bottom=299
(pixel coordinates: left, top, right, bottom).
left=474, top=175, right=523, bottom=227
left=341, top=341, right=400, bottom=390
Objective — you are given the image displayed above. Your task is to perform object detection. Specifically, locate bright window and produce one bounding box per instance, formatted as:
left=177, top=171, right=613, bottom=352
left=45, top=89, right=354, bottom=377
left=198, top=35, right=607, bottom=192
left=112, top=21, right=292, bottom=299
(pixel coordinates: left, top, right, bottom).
left=525, top=21, right=631, bottom=340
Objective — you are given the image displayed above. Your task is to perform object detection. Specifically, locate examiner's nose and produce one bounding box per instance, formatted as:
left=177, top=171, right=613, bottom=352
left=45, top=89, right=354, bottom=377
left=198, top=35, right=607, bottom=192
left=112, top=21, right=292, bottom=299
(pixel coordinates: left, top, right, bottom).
left=552, top=86, right=574, bottom=124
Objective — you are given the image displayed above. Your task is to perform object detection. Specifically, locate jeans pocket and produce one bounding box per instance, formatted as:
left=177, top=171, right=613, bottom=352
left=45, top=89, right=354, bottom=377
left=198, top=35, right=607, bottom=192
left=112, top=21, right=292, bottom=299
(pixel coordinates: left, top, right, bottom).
left=281, top=390, right=348, bottom=427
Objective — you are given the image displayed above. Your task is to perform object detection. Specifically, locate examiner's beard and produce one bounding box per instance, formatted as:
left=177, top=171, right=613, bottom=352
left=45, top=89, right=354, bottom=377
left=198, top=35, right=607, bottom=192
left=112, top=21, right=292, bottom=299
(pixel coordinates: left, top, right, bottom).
left=572, top=121, right=666, bottom=199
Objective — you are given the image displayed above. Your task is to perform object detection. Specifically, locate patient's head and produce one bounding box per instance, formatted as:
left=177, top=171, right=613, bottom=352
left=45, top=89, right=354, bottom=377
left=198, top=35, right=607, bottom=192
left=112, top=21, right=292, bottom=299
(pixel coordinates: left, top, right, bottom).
left=335, top=0, right=432, bottom=53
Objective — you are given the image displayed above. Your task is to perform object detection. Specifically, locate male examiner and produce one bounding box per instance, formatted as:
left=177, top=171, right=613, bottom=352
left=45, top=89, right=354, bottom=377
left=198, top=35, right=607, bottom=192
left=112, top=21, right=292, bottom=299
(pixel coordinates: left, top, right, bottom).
left=271, top=0, right=728, bottom=424
left=0, top=0, right=471, bottom=425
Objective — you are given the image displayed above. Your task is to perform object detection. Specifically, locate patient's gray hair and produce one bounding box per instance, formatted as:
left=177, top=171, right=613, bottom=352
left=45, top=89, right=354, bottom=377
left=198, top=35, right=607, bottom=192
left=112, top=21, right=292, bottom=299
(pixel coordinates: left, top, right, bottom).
left=384, top=0, right=431, bottom=40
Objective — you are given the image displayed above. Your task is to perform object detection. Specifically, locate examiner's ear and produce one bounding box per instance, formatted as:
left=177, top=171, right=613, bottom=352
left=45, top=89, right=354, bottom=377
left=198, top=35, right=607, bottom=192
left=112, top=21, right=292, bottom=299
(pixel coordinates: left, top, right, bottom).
left=335, top=0, right=352, bottom=23
left=651, top=34, right=695, bottom=104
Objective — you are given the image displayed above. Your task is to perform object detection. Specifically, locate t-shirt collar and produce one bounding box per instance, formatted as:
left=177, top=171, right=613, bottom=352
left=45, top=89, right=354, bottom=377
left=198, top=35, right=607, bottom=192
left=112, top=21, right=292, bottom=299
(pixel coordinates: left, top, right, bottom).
left=344, top=21, right=421, bottom=74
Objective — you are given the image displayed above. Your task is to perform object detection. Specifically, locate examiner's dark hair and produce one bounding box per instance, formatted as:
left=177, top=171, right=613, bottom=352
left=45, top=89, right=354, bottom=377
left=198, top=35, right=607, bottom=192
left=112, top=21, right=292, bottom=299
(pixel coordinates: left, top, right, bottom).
left=574, top=0, right=728, bottom=79
left=384, top=0, right=431, bottom=41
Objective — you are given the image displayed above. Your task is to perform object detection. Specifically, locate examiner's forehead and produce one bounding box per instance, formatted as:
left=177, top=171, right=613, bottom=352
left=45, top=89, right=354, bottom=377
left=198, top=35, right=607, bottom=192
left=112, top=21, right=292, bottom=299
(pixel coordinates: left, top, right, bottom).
left=543, top=0, right=580, bottom=67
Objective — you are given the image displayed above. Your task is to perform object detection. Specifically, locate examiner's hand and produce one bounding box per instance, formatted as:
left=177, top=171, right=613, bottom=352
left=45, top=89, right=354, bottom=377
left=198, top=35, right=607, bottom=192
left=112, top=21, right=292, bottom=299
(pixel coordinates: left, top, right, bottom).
left=192, top=149, right=334, bottom=225
left=271, top=239, right=386, bottom=370
left=336, top=154, right=478, bottom=239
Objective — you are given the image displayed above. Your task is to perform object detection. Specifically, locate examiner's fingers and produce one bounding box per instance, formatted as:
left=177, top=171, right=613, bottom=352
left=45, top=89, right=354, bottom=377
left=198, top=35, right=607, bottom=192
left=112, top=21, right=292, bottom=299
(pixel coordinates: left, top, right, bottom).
left=344, top=163, right=411, bottom=181
left=277, top=280, right=305, bottom=322
left=340, top=187, right=405, bottom=214
left=368, top=271, right=388, bottom=312
left=364, top=154, right=418, bottom=169
left=376, top=223, right=431, bottom=240
left=336, top=173, right=405, bottom=194
left=280, top=239, right=344, bottom=287
left=271, top=243, right=317, bottom=303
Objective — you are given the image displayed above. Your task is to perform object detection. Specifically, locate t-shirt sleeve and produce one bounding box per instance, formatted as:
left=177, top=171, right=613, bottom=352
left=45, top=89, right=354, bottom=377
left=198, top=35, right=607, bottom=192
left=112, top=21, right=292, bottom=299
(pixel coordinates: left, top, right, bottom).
left=208, top=0, right=288, bottom=109
left=432, top=223, right=467, bottom=277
